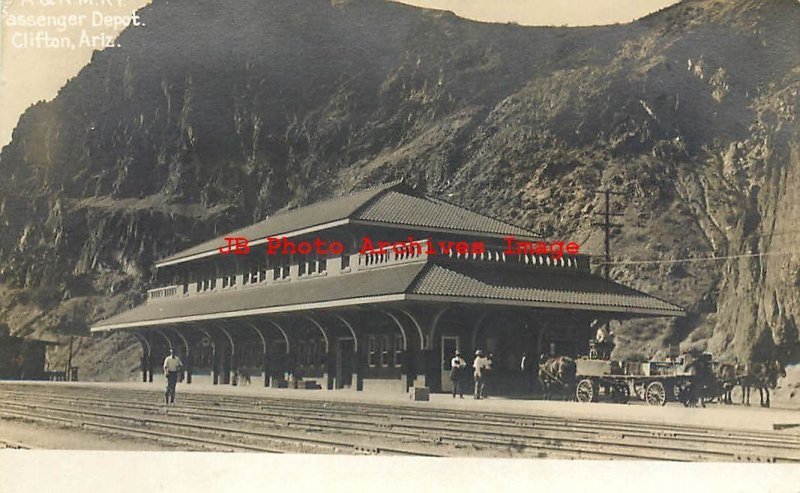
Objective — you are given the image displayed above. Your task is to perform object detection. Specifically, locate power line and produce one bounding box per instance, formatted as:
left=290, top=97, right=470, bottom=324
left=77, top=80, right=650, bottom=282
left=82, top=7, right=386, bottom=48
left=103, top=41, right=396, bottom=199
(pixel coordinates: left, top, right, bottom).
left=598, top=249, right=800, bottom=266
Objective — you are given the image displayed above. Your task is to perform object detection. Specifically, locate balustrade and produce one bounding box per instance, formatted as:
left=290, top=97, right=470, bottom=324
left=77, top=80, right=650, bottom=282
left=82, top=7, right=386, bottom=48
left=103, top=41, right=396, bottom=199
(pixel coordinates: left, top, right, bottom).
left=147, top=285, right=180, bottom=302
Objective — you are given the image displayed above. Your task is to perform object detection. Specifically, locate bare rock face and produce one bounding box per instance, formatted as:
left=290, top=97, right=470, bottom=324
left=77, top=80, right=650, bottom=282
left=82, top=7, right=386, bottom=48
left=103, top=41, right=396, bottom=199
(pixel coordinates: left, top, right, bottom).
left=0, top=0, right=798, bottom=377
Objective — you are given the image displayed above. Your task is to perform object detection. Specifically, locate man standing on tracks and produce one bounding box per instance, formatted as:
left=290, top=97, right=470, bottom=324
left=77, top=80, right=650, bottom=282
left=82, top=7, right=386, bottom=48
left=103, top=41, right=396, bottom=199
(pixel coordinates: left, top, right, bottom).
left=473, top=349, right=489, bottom=400
left=450, top=350, right=466, bottom=398
left=163, top=348, right=183, bottom=405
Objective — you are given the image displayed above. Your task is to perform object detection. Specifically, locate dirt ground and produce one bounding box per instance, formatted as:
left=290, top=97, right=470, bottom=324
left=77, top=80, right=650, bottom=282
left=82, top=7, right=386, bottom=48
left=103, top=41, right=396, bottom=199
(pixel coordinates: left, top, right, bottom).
left=0, top=417, right=184, bottom=450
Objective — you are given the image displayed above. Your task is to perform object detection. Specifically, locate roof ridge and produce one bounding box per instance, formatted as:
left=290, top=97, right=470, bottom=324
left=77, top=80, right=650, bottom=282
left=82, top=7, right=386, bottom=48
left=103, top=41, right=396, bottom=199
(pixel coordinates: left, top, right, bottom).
left=269, top=179, right=407, bottom=219
left=423, top=193, right=540, bottom=238
left=406, top=261, right=438, bottom=295
left=348, top=179, right=419, bottom=219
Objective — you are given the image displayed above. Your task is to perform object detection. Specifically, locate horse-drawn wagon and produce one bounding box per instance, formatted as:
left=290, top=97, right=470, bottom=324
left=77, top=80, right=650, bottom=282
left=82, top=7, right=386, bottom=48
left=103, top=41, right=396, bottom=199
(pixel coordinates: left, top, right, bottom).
left=574, top=355, right=709, bottom=406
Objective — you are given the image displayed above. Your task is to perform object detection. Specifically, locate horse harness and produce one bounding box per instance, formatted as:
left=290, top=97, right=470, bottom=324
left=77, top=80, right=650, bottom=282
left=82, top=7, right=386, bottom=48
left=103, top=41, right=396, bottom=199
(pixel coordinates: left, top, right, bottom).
left=539, top=363, right=567, bottom=387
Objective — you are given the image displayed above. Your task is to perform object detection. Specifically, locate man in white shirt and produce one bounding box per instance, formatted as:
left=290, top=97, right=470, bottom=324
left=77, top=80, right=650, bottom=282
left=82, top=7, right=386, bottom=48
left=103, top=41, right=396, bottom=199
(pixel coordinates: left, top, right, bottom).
left=163, top=348, right=183, bottom=405
left=473, top=350, right=489, bottom=400
left=449, top=350, right=466, bottom=398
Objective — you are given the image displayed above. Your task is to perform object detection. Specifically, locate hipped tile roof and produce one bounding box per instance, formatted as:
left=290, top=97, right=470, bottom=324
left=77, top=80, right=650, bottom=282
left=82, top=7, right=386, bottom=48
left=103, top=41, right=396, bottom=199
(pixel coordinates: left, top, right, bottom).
left=156, top=181, right=538, bottom=266
left=92, top=260, right=682, bottom=331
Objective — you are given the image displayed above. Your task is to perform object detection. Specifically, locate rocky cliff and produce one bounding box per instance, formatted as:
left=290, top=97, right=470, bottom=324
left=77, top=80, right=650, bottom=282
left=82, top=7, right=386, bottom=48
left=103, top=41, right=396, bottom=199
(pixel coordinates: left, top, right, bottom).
left=0, top=0, right=798, bottom=379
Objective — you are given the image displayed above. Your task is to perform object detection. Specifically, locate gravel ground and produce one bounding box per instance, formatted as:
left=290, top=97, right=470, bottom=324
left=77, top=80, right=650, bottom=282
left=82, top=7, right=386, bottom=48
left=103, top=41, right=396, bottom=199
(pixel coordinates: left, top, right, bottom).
left=4, top=380, right=799, bottom=435
left=0, top=417, right=184, bottom=450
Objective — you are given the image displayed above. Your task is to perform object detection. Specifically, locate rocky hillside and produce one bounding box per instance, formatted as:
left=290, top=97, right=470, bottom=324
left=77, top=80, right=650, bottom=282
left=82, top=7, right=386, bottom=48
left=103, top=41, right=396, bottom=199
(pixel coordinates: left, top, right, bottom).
left=0, top=0, right=798, bottom=379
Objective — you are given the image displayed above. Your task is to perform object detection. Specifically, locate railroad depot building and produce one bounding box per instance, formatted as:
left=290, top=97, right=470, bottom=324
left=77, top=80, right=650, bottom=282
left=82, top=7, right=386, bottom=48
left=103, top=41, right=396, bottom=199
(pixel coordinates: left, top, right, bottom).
left=91, top=182, right=683, bottom=394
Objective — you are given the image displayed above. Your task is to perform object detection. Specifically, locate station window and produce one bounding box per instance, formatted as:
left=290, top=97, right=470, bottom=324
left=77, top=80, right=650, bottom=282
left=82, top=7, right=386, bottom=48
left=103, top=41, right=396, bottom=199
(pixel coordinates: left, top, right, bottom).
left=368, top=337, right=377, bottom=367
left=341, top=255, right=350, bottom=271
left=319, top=258, right=327, bottom=273
left=393, top=334, right=403, bottom=367
left=272, top=261, right=289, bottom=280
left=380, top=335, right=390, bottom=367
left=298, top=255, right=307, bottom=276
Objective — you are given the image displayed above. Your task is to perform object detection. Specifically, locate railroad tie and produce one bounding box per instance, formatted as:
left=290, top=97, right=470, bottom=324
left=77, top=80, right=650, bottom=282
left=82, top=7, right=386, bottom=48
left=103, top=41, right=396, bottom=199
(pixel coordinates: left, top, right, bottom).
left=735, top=454, right=777, bottom=463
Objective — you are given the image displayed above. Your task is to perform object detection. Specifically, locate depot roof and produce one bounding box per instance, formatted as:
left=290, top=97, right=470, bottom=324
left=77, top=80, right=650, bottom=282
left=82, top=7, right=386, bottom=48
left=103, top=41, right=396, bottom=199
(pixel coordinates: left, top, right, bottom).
left=155, top=181, right=539, bottom=267
left=91, top=260, right=683, bottom=331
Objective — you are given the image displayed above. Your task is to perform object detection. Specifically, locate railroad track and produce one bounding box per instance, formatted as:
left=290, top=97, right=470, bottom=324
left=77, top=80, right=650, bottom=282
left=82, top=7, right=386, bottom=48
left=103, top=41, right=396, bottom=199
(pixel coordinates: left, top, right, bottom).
left=41, top=386, right=800, bottom=455
left=1, top=390, right=792, bottom=461
left=0, top=438, right=30, bottom=449
left=1, top=383, right=799, bottom=462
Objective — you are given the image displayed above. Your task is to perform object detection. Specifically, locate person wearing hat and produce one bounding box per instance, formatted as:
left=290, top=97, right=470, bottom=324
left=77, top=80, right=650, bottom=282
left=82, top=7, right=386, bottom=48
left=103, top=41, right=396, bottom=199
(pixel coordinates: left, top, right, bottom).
left=163, top=348, right=184, bottom=405
left=593, top=320, right=614, bottom=360
left=450, top=350, right=467, bottom=398
left=473, top=349, right=489, bottom=399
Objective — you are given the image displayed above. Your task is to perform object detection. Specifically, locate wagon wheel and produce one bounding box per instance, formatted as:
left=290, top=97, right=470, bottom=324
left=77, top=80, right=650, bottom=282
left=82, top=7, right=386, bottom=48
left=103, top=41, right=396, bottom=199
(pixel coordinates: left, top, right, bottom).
left=645, top=381, right=667, bottom=406
left=576, top=378, right=597, bottom=403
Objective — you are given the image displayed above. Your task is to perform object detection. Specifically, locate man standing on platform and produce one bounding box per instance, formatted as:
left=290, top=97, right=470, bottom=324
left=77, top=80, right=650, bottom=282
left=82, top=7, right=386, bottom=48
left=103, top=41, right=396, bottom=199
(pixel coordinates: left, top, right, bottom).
left=521, top=352, right=535, bottom=392
left=163, top=348, right=183, bottom=405
left=450, top=350, right=466, bottom=398
left=473, top=349, right=489, bottom=400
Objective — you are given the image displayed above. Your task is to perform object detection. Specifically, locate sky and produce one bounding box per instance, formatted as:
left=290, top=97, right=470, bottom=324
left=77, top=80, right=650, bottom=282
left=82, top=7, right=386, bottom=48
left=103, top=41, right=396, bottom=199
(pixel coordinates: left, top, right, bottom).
left=0, top=0, right=679, bottom=148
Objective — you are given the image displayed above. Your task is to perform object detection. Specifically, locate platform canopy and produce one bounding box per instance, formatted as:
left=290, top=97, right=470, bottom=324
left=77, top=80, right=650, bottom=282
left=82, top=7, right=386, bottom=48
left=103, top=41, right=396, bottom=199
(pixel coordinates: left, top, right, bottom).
left=91, top=259, right=682, bottom=332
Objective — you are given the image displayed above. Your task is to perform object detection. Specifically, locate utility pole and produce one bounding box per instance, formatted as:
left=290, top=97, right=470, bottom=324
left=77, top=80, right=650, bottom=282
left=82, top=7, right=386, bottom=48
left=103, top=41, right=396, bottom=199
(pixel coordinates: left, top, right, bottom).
left=66, top=336, right=74, bottom=381
left=591, top=189, right=626, bottom=279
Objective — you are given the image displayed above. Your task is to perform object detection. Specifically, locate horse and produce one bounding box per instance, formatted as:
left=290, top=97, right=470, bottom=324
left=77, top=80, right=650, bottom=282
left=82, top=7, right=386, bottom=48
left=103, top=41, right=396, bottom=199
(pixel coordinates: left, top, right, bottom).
left=537, top=356, right=576, bottom=401
left=681, top=355, right=716, bottom=407
left=714, top=362, right=739, bottom=404
left=741, top=360, right=785, bottom=408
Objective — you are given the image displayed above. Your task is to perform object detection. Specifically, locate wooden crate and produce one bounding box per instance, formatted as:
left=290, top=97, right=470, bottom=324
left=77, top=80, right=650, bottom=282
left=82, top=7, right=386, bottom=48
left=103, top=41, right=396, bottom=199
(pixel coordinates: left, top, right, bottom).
left=576, top=359, right=612, bottom=376
left=408, top=387, right=430, bottom=401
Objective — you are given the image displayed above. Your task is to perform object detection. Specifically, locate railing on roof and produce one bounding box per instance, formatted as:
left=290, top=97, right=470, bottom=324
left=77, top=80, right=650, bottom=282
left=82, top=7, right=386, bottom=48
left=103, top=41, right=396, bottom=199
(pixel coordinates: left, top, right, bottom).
left=143, top=241, right=586, bottom=302
left=358, top=239, right=430, bottom=270
left=147, top=285, right=181, bottom=302
left=357, top=238, right=584, bottom=270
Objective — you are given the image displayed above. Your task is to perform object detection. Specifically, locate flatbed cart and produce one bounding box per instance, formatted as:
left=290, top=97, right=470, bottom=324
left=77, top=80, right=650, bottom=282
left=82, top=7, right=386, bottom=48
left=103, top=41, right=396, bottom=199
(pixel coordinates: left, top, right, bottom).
left=574, top=358, right=697, bottom=406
